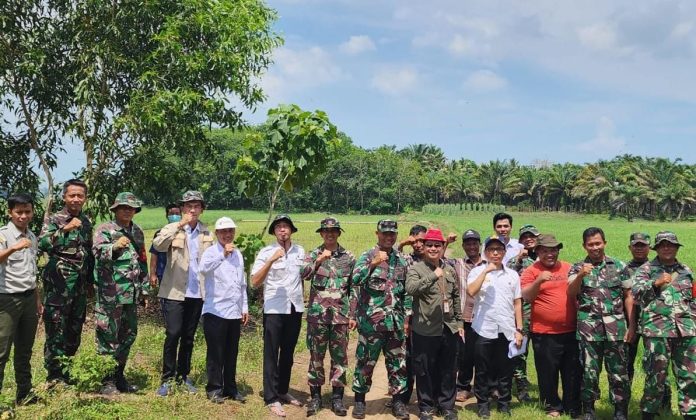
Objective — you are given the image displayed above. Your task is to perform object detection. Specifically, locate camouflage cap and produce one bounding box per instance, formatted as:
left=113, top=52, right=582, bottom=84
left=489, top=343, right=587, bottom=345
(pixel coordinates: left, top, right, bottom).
left=179, top=190, right=205, bottom=205
left=536, top=233, right=563, bottom=249
left=519, top=224, right=540, bottom=237
left=316, top=217, right=344, bottom=233
left=109, top=192, right=142, bottom=213
left=653, top=231, right=682, bottom=249
left=268, top=213, right=298, bottom=234
left=629, top=232, right=650, bottom=246
left=377, top=219, right=398, bottom=233
left=462, top=229, right=481, bottom=242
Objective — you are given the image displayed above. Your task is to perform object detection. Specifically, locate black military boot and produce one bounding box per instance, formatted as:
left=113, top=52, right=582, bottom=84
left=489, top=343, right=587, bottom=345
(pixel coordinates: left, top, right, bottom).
left=100, top=374, right=120, bottom=396
left=613, top=402, right=628, bottom=420
left=641, top=412, right=655, bottom=420
left=582, top=402, right=596, bottom=420
left=352, top=392, right=366, bottom=419
left=115, top=364, right=138, bottom=393
left=306, top=386, right=322, bottom=416
left=331, top=386, right=347, bottom=416
left=391, top=395, right=410, bottom=420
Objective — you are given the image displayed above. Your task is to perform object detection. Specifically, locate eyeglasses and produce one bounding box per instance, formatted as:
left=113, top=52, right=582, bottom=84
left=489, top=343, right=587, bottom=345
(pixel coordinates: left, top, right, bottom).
left=424, top=243, right=443, bottom=248
left=486, top=247, right=505, bottom=254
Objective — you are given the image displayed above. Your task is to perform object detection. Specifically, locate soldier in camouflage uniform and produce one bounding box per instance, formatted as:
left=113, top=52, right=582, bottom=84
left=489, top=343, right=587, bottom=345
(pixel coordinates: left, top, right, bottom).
left=568, top=227, right=634, bottom=420
left=38, top=179, right=94, bottom=384
left=622, top=233, right=672, bottom=409
left=351, top=219, right=411, bottom=420
left=505, top=224, right=539, bottom=403
left=301, top=217, right=356, bottom=417
left=92, top=192, right=148, bottom=395
left=632, top=232, right=695, bottom=420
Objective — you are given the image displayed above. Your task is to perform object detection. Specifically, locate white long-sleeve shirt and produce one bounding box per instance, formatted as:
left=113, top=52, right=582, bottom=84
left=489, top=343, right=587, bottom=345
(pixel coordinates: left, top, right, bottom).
left=251, top=242, right=305, bottom=314
left=199, top=242, right=248, bottom=319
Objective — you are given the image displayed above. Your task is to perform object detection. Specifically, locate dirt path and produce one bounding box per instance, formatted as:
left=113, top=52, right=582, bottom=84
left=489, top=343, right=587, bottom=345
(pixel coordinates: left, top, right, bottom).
left=267, top=337, right=478, bottom=419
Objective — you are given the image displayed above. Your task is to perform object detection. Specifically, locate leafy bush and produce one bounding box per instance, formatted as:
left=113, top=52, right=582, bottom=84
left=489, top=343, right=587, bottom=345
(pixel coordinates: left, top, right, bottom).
left=58, top=352, right=118, bottom=395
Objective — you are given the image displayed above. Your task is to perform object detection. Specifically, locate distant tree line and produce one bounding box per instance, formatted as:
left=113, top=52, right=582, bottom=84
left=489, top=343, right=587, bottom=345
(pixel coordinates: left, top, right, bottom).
left=128, top=129, right=695, bottom=221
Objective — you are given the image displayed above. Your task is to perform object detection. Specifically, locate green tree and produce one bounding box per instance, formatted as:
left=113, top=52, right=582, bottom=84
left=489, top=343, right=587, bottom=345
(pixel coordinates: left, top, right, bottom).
left=234, top=104, right=340, bottom=234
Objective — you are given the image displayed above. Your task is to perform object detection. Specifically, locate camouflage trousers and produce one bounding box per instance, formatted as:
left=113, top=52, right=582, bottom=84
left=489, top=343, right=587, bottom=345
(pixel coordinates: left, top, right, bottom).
left=307, top=322, right=349, bottom=387
left=641, top=336, right=696, bottom=416
left=352, top=329, right=407, bottom=395
left=579, top=340, right=629, bottom=404
left=95, top=302, right=138, bottom=366
left=42, top=288, right=87, bottom=379
left=512, top=301, right=531, bottom=388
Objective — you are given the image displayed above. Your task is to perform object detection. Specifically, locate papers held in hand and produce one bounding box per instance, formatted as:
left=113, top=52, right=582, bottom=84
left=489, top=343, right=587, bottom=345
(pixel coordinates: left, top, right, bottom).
left=508, top=335, right=528, bottom=359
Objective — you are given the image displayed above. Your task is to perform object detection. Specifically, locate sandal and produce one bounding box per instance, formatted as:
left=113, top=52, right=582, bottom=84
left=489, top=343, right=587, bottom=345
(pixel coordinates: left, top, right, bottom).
left=268, top=402, right=287, bottom=417
left=279, top=393, right=303, bottom=407
left=546, top=410, right=561, bottom=418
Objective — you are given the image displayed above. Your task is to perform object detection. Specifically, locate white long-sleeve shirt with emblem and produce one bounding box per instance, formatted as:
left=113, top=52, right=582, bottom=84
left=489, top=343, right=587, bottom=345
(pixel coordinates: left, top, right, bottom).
left=198, top=242, right=248, bottom=319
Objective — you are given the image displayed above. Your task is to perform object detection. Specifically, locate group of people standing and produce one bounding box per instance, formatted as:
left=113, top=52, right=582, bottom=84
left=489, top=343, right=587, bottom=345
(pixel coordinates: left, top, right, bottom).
left=0, top=184, right=694, bottom=420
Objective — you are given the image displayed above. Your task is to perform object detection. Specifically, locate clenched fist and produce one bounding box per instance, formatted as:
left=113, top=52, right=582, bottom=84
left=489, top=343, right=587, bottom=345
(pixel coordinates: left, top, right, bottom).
left=316, top=249, right=332, bottom=264
left=63, top=218, right=82, bottom=233
left=537, top=271, right=553, bottom=283
left=371, top=251, right=388, bottom=267
left=178, top=213, right=194, bottom=228
left=434, top=267, right=444, bottom=278
left=12, top=238, right=32, bottom=251
left=271, top=247, right=285, bottom=262
left=223, top=243, right=236, bottom=257
left=114, top=236, right=131, bottom=249
left=654, top=272, right=673, bottom=289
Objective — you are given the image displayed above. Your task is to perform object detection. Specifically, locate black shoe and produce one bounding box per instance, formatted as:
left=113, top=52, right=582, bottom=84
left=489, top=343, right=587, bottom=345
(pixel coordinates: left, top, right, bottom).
left=307, top=386, right=322, bottom=416
left=662, top=389, right=671, bottom=411
left=207, top=390, right=225, bottom=404
left=115, top=376, right=138, bottom=393
left=613, top=403, right=628, bottom=420
left=641, top=412, right=655, bottom=420
left=16, top=390, right=40, bottom=405
left=392, top=399, right=409, bottom=420
left=517, top=389, right=532, bottom=402
left=352, top=401, right=366, bottom=419
left=477, top=404, right=491, bottom=419
left=224, top=390, right=246, bottom=402
left=498, top=403, right=511, bottom=416
left=331, top=387, right=347, bottom=416
left=100, top=382, right=120, bottom=396
left=442, top=409, right=458, bottom=420
left=419, top=411, right=434, bottom=420
left=582, top=402, right=596, bottom=420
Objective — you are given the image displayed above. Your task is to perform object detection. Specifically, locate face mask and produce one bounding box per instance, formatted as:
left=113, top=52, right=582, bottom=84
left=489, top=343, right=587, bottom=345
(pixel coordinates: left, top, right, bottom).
left=167, top=214, right=182, bottom=223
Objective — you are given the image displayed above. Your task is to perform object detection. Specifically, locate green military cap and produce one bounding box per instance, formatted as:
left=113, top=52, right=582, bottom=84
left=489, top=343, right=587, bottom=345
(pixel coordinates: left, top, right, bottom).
left=519, top=224, right=540, bottom=237
left=109, top=192, right=142, bottom=213
left=269, top=213, right=298, bottom=234
left=377, top=219, right=398, bottom=233
left=316, top=217, right=344, bottom=233
left=179, top=190, right=205, bottom=205
left=629, top=232, right=650, bottom=246
left=536, top=233, right=563, bottom=249
left=653, top=231, right=682, bottom=249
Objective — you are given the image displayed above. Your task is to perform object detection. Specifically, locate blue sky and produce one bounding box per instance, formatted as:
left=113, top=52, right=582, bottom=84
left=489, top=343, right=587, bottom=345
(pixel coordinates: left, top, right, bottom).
left=55, top=0, right=696, bottom=181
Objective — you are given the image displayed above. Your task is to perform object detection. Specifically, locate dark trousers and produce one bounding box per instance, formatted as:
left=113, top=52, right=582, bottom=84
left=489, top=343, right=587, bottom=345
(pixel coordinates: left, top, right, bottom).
left=203, top=314, right=241, bottom=395
left=401, top=331, right=415, bottom=403
left=263, top=306, right=302, bottom=404
left=473, top=331, right=514, bottom=408
left=412, top=329, right=458, bottom=413
left=532, top=332, right=581, bottom=414
left=0, top=290, right=38, bottom=397
left=161, top=297, right=203, bottom=381
left=457, top=321, right=476, bottom=391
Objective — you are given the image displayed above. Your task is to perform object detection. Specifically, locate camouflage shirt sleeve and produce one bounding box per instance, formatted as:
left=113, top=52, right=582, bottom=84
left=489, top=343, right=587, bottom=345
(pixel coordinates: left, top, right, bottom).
left=349, top=250, right=371, bottom=319
left=300, top=247, right=320, bottom=280
left=37, top=216, right=60, bottom=253
left=134, top=225, right=149, bottom=293
left=632, top=262, right=658, bottom=306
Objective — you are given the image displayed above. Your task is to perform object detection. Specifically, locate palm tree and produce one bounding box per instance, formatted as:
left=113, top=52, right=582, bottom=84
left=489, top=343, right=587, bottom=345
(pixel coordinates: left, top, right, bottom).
left=477, top=159, right=519, bottom=204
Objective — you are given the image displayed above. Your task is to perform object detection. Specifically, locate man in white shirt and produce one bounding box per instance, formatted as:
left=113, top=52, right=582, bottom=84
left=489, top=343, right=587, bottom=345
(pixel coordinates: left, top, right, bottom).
left=251, top=214, right=305, bottom=418
left=199, top=217, right=248, bottom=404
left=492, top=213, right=524, bottom=265
left=467, top=235, right=524, bottom=418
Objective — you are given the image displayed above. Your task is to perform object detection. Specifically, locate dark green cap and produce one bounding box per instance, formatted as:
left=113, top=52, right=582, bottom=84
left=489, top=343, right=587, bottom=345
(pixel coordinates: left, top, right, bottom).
left=653, top=231, right=682, bottom=249
left=629, top=232, right=650, bottom=246
left=269, top=214, right=298, bottom=234
left=316, top=217, right=344, bottom=233
left=377, top=219, right=398, bottom=233
left=519, top=224, right=540, bottom=237
left=109, top=192, right=142, bottom=213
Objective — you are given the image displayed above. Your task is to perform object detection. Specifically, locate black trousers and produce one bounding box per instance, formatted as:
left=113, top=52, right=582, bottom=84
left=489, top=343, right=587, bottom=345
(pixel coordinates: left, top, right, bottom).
left=263, top=306, right=302, bottom=404
left=161, top=297, right=203, bottom=381
left=456, top=321, right=476, bottom=391
left=203, top=314, right=241, bottom=395
left=401, top=331, right=415, bottom=403
left=412, top=328, right=458, bottom=413
left=532, top=332, right=581, bottom=414
left=473, top=331, right=514, bottom=407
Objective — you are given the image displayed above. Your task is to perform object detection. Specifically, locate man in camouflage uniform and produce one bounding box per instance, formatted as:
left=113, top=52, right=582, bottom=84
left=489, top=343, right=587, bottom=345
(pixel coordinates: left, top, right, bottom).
left=568, top=227, right=634, bottom=420
left=301, top=217, right=356, bottom=417
left=351, top=219, right=411, bottom=420
left=92, top=192, right=148, bottom=395
left=632, top=231, right=695, bottom=420
left=622, top=232, right=672, bottom=409
left=38, top=179, right=93, bottom=384
left=505, top=224, right=539, bottom=403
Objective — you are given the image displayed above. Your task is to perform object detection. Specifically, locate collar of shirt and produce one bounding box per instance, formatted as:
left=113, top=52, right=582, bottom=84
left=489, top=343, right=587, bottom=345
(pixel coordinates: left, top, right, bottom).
left=4, top=222, right=26, bottom=239
left=184, top=222, right=200, bottom=234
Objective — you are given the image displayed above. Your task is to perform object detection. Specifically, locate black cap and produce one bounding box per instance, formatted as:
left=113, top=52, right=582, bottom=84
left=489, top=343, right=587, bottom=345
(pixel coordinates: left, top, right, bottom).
left=462, top=229, right=481, bottom=241
left=268, top=214, right=298, bottom=234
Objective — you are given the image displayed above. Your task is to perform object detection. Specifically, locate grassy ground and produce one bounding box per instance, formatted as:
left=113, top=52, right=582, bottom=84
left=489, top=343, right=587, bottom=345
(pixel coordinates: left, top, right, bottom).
left=3, top=209, right=692, bottom=419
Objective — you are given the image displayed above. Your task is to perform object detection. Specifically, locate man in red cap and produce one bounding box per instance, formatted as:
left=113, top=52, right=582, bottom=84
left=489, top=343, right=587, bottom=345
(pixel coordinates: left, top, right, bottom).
left=406, top=228, right=463, bottom=420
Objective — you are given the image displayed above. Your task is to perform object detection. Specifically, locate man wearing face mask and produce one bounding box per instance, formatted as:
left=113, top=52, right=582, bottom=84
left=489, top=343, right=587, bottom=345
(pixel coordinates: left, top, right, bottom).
left=351, top=219, right=411, bottom=420
left=153, top=191, right=214, bottom=396
left=149, top=204, right=181, bottom=288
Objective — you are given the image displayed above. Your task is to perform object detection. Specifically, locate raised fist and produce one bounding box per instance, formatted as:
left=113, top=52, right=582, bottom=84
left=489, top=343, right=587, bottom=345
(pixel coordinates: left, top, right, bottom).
left=114, top=236, right=131, bottom=249
left=63, top=218, right=82, bottom=233
left=224, top=243, right=235, bottom=257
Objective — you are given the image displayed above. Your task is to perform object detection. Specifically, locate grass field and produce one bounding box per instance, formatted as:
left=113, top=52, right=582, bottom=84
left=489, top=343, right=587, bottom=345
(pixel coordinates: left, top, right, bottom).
left=5, top=209, right=693, bottom=419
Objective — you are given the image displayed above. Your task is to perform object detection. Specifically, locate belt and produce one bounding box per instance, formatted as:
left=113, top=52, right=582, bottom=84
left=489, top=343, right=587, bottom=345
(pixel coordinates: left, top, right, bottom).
left=0, top=288, right=36, bottom=297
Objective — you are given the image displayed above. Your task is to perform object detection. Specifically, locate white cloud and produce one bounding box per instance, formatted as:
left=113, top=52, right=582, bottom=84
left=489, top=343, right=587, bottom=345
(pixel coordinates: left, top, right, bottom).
left=340, top=35, right=376, bottom=55
left=576, top=116, right=627, bottom=155
left=371, top=67, right=418, bottom=95
left=577, top=23, right=619, bottom=51
left=463, top=70, right=507, bottom=92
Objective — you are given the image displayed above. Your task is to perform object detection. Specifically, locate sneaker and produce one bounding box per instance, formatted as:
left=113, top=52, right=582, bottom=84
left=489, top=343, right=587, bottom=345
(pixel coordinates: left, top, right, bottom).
left=224, top=390, right=246, bottom=402
left=182, top=377, right=197, bottom=394
left=157, top=382, right=172, bottom=397
left=207, top=390, right=225, bottom=404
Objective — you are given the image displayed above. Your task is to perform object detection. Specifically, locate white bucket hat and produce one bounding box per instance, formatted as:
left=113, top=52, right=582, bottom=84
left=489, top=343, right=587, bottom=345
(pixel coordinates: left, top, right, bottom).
left=215, top=216, right=237, bottom=230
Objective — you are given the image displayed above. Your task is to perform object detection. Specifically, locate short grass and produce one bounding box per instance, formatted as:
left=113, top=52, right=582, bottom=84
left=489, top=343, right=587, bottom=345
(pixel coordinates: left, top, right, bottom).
left=4, top=209, right=692, bottom=419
